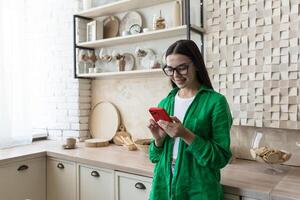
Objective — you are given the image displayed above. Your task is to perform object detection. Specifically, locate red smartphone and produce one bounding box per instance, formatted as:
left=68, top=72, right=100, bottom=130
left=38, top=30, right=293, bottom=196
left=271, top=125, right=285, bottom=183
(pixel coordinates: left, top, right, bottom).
left=149, top=107, right=172, bottom=122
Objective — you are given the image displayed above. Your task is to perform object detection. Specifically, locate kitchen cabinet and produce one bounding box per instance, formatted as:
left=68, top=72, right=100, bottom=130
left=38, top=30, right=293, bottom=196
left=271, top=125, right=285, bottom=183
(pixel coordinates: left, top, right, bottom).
left=0, top=157, right=46, bottom=200
left=73, top=0, right=204, bottom=79
left=77, top=163, right=114, bottom=200
left=115, top=171, right=152, bottom=200
left=47, top=157, right=76, bottom=200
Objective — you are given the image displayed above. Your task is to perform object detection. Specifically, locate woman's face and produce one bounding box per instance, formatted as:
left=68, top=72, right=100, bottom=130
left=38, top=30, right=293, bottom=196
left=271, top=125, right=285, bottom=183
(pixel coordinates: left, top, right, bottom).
left=165, top=54, right=199, bottom=89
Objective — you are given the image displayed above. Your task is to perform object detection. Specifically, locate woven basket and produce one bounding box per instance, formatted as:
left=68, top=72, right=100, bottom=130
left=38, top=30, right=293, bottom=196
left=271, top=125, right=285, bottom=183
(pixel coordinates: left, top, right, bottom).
left=134, top=139, right=151, bottom=154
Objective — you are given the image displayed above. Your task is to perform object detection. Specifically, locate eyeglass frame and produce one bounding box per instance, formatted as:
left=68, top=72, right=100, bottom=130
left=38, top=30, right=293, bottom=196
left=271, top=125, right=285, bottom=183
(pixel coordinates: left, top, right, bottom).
left=162, top=62, right=193, bottom=76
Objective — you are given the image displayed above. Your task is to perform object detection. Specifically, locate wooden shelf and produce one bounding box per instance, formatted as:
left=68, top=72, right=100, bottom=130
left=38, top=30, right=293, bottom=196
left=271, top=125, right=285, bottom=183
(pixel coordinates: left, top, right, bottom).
left=77, top=68, right=164, bottom=79
left=76, top=0, right=174, bottom=18
left=77, top=25, right=204, bottom=48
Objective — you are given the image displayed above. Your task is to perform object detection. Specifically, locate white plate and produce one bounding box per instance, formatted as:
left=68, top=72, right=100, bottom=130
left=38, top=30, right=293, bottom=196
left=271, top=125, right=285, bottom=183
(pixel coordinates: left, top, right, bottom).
left=123, top=53, right=135, bottom=71
left=140, top=49, right=156, bottom=69
left=119, top=11, right=142, bottom=35
left=89, top=101, right=120, bottom=140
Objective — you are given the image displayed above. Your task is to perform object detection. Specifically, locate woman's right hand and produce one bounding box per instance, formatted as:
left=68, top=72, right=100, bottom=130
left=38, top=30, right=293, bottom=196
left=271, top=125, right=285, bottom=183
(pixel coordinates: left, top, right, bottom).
left=147, top=119, right=167, bottom=147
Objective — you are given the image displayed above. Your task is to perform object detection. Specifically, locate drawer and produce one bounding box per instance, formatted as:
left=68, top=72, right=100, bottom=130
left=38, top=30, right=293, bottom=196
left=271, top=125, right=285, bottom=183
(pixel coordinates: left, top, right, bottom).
left=47, top=157, right=76, bottom=200
left=78, top=164, right=114, bottom=200
left=115, top=171, right=152, bottom=200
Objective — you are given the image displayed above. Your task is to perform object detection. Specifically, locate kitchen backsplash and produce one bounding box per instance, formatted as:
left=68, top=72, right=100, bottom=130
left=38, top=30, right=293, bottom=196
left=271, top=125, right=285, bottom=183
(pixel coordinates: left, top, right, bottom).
left=91, top=76, right=300, bottom=166
left=88, top=0, right=300, bottom=166
left=92, top=76, right=171, bottom=139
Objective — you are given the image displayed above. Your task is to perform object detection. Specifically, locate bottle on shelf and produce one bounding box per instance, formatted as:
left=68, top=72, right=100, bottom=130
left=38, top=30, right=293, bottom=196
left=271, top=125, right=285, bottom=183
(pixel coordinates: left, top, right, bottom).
left=173, top=0, right=182, bottom=27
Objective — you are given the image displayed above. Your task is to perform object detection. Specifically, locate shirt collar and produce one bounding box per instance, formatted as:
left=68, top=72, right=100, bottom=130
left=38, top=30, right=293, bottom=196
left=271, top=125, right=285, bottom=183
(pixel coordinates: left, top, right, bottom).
left=168, top=84, right=214, bottom=97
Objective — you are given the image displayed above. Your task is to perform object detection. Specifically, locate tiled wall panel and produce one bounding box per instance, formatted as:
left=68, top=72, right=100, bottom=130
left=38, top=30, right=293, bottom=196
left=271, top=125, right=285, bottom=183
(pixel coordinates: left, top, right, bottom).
left=205, top=0, right=300, bottom=130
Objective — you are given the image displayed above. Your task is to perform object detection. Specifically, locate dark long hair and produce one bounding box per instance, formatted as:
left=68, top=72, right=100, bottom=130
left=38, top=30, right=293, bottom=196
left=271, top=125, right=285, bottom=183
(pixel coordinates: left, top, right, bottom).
left=165, top=39, right=213, bottom=89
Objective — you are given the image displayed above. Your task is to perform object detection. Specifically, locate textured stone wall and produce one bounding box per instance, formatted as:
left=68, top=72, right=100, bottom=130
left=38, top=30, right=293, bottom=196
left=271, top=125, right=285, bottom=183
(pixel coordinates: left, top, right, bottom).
left=205, top=0, right=300, bottom=129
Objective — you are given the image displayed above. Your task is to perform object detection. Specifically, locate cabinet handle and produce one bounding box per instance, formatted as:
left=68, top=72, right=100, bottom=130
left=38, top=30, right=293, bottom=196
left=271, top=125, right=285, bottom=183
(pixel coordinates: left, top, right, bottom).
left=135, top=182, right=146, bottom=190
left=57, top=163, right=64, bottom=169
left=91, top=170, right=100, bottom=177
left=17, top=165, right=29, bottom=171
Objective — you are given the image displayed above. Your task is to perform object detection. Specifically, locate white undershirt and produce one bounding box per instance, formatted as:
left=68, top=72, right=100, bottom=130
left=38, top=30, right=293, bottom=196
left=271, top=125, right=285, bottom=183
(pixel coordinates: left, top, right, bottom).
left=172, top=92, right=195, bottom=161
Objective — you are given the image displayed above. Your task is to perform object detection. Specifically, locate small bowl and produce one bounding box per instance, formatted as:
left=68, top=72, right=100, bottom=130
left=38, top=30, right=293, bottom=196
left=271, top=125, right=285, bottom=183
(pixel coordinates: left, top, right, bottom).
left=134, top=139, right=151, bottom=154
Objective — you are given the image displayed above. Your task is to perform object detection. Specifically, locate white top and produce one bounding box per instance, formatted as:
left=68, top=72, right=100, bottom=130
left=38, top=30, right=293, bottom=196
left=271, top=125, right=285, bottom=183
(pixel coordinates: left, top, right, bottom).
left=172, top=92, right=195, bottom=161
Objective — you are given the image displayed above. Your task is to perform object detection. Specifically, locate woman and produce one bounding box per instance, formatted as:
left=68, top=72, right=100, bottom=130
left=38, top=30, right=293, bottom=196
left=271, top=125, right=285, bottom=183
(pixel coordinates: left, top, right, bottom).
left=147, top=40, right=232, bottom=200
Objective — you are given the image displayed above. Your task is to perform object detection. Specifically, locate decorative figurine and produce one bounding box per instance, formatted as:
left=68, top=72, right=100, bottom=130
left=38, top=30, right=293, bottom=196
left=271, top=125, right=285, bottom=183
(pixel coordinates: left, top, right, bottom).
left=112, top=50, right=126, bottom=71
left=154, top=10, right=166, bottom=30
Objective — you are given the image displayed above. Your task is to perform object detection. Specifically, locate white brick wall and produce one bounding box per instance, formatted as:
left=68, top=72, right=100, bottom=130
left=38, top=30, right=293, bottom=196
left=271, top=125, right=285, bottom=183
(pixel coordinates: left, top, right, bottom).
left=23, top=0, right=92, bottom=140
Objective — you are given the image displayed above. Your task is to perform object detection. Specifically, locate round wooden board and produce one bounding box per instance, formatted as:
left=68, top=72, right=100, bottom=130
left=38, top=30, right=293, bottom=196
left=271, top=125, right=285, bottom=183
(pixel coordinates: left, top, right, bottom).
left=89, top=101, right=120, bottom=141
left=103, top=16, right=119, bottom=38
left=85, top=138, right=110, bottom=148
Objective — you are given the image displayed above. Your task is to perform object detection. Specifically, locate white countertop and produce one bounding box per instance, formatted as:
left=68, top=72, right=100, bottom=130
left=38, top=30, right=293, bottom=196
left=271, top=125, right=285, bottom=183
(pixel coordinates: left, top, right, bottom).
left=0, top=140, right=299, bottom=200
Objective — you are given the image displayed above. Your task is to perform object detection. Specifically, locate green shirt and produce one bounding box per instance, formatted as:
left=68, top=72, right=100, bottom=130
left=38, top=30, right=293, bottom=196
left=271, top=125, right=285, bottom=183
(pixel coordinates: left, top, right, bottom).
left=149, top=85, right=232, bottom=200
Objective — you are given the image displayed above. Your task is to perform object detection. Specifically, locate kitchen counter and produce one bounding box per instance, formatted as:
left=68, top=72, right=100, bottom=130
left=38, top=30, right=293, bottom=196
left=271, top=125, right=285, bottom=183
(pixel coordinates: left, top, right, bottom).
left=0, top=140, right=299, bottom=200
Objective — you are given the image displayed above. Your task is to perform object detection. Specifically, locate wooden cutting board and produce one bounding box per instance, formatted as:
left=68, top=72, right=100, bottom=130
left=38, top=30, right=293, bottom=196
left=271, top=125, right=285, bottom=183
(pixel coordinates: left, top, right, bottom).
left=85, top=138, right=110, bottom=147
left=89, top=101, right=120, bottom=141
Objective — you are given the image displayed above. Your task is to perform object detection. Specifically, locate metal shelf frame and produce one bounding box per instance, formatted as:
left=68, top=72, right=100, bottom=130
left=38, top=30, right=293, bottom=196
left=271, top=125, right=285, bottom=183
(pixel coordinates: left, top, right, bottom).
left=73, top=0, right=204, bottom=79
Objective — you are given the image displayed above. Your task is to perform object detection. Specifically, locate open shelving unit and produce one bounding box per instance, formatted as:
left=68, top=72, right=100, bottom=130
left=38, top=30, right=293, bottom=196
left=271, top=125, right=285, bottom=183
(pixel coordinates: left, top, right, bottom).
left=76, top=0, right=175, bottom=18
left=77, top=68, right=164, bottom=79
left=77, top=25, right=204, bottom=48
left=73, top=0, right=204, bottom=79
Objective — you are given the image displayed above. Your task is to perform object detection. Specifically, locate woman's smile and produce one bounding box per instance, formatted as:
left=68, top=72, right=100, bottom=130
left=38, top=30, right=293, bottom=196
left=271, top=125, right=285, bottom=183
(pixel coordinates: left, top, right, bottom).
left=174, top=78, right=186, bottom=85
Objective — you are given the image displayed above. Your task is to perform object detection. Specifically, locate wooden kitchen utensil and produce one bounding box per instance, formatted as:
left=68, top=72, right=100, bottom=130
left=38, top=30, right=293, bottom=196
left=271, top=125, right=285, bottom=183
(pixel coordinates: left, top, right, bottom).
left=85, top=138, right=110, bottom=147
left=103, top=16, right=119, bottom=38
left=113, top=125, right=132, bottom=146
left=120, top=136, right=137, bottom=151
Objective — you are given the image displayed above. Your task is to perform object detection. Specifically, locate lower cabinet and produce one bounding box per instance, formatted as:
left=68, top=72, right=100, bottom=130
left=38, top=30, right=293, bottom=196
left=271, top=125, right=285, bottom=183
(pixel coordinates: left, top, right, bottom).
left=47, top=157, right=76, bottom=200
left=78, top=163, right=114, bottom=200
left=115, top=171, right=152, bottom=200
left=0, top=157, right=46, bottom=200
left=0, top=155, right=262, bottom=200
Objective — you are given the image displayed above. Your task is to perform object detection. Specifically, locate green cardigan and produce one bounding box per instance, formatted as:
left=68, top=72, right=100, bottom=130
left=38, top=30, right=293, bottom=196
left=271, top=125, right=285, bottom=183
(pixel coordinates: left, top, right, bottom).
left=149, top=85, right=232, bottom=200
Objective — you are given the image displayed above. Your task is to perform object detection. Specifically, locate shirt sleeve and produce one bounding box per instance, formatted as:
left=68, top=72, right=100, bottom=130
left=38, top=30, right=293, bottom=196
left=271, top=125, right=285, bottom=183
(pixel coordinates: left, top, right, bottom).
left=148, top=98, right=168, bottom=164
left=185, top=95, right=232, bottom=169
left=148, top=139, right=164, bottom=163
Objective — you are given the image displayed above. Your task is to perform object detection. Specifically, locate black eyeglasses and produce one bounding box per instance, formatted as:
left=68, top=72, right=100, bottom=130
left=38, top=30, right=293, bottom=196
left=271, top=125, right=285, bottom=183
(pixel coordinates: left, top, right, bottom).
left=162, top=62, right=193, bottom=76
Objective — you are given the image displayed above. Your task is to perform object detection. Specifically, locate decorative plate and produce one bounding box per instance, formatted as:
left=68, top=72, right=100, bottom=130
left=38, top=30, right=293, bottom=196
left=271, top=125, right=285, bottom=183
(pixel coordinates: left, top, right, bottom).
left=103, top=16, right=119, bottom=38
left=119, top=11, right=142, bottom=36
left=140, top=49, right=156, bottom=69
left=123, top=53, right=135, bottom=71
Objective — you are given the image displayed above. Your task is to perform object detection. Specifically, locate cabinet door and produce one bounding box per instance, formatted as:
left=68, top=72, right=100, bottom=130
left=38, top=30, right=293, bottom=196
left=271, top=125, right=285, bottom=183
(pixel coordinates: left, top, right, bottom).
left=115, top=171, right=152, bottom=200
left=47, top=157, right=76, bottom=200
left=78, top=164, right=114, bottom=200
left=241, top=197, right=259, bottom=200
left=224, top=193, right=240, bottom=200
left=0, top=157, right=46, bottom=200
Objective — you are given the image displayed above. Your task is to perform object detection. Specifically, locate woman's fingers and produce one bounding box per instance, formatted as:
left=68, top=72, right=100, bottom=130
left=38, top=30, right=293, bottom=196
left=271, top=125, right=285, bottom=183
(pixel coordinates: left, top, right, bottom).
left=170, top=116, right=181, bottom=123
left=149, top=118, right=155, bottom=123
left=157, top=120, right=167, bottom=128
left=148, top=119, right=160, bottom=130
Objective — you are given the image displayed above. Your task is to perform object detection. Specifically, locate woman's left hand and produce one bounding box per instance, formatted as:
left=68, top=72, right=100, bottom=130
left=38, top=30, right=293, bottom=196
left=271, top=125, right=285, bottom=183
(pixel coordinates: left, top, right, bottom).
left=158, top=116, right=196, bottom=144
left=157, top=116, right=187, bottom=138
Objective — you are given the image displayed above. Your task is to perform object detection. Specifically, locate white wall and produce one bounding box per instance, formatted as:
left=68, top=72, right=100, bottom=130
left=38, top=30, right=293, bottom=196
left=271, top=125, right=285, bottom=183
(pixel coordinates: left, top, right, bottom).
left=23, top=0, right=91, bottom=139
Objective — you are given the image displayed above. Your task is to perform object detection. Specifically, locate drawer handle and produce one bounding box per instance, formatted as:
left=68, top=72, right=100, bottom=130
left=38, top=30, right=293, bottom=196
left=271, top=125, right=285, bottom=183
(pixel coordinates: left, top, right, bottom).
left=17, top=165, right=29, bottom=171
left=91, top=171, right=100, bottom=177
left=135, top=182, right=146, bottom=190
left=57, top=163, right=65, bottom=169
